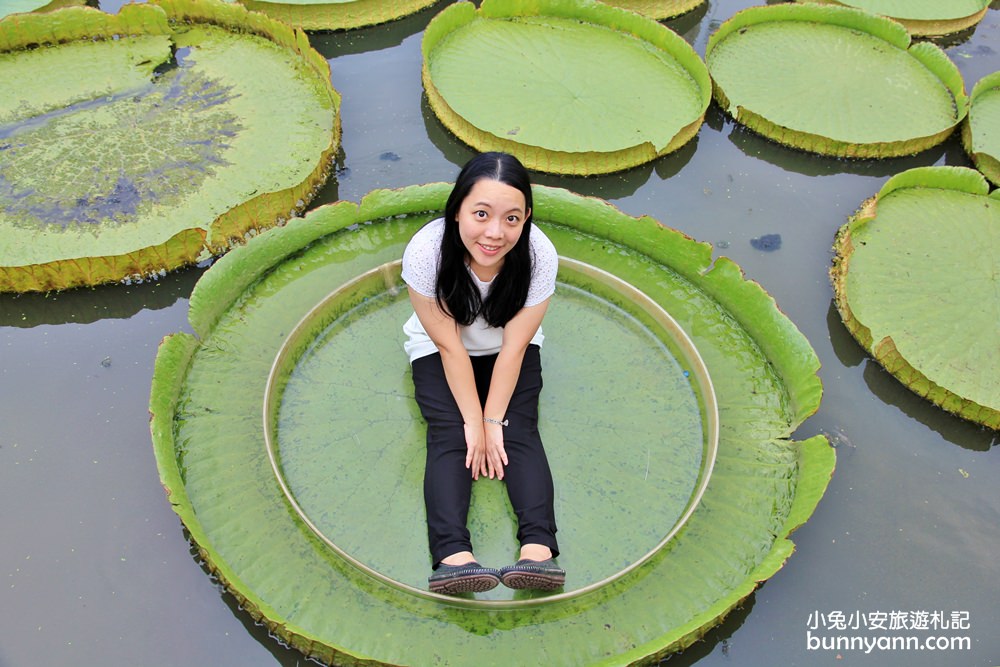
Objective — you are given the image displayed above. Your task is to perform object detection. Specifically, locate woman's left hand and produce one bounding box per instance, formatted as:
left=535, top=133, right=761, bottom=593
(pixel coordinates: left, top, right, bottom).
left=484, top=421, right=508, bottom=480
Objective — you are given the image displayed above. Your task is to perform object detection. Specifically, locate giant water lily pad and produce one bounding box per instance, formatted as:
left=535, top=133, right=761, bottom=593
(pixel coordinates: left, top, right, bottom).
left=265, top=257, right=718, bottom=597
left=150, top=183, right=833, bottom=665
left=706, top=4, right=968, bottom=158
left=601, top=0, right=706, bottom=21
left=795, top=0, right=990, bottom=36
left=0, top=0, right=340, bottom=292
left=963, top=71, right=1000, bottom=187
left=234, top=0, right=440, bottom=31
left=831, top=166, right=1000, bottom=429
left=422, top=0, right=711, bottom=175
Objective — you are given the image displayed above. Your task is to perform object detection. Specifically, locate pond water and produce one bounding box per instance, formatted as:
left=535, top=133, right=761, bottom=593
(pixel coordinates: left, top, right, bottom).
left=1, top=0, right=998, bottom=665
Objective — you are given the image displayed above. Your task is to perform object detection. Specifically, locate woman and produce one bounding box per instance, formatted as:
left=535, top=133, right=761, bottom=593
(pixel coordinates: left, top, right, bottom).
left=402, top=152, right=564, bottom=595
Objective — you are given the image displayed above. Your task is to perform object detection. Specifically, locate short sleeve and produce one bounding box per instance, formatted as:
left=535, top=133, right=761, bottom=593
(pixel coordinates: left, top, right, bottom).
left=525, top=226, right=557, bottom=307
left=401, top=218, right=444, bottom=298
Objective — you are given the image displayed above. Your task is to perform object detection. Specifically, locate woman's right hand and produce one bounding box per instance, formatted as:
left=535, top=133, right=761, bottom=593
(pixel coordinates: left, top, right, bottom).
left=464, top=422, right=488, bottom=480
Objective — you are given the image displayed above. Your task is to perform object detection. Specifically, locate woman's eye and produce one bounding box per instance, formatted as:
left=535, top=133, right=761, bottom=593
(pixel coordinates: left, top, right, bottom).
left=475, top=210, right=487, bottom=219
left=506, top=216, right=520, bottom=224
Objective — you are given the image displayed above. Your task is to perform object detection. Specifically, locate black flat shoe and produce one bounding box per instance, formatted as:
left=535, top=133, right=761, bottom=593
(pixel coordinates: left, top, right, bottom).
left=428, top=561, right=501, bottom=595
left=499, top=558, right=566, bottom=591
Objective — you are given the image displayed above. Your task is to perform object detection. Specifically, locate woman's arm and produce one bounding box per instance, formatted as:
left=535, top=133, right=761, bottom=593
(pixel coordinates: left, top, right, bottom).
left=408, top=287, right=489, bottom=479
left=482, top=298, right=551, bottom=479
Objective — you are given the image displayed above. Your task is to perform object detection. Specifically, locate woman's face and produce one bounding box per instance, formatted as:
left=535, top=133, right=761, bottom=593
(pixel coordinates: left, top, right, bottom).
left=457, top=178, right=530, bottom=282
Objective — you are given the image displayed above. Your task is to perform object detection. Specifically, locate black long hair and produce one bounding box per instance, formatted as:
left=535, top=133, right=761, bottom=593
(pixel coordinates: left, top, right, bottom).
left=436, top=152, right=534, bottom=328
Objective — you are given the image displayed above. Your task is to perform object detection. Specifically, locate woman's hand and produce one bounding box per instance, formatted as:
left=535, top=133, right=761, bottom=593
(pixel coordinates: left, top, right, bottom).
left=483, top=421, right=509, bottom=480
left=464, top=423, right=488, bottom=480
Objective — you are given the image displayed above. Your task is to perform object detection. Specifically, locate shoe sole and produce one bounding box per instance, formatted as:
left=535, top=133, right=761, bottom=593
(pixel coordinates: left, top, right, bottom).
left=500, top=571, right=565, bottom=591
left=429, top=573, right=500, bottom=595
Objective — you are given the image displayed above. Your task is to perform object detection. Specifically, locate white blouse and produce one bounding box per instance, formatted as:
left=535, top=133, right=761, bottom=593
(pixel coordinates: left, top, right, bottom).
left=400, top=217, right=557, bottom=362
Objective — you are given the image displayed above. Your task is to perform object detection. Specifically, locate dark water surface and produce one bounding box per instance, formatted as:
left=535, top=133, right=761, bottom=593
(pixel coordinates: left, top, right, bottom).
left=2, top=1, right=999, bottom=665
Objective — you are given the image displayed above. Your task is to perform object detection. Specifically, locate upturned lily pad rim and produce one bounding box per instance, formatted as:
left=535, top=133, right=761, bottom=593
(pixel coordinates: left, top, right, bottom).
left=0, top=0, right=341, bottom=293
left=262, top=258, right=720, bottom=609
left=792, top=0, right=990, bottom=36
left=421, top=0, right=711, bottom=175
left=962, top=70, right=1000, bottom=187
left=600, top=0, right=707, bottom=21
left=235, top=0, right=440, bottom=31
left=705, top=3, right=969, bottom=158
left=830, top=165, right=1000, bottom=430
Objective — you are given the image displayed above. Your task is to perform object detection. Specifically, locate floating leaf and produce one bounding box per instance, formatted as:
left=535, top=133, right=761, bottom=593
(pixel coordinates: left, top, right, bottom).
left=422, top=0, right=711, bottom=175
left=831, top=166, right=1000, bottom=429
left=963, top=71, right=1000, bottom=186
left=706, top=4, right=967, bottom=158
left=0, top=0, right=340, bottom=292
left=234, top=0, right=440, bottom=31
left=600, top=0, right=706, bottom=21
left=794, top=0, right=990, bottom=36
left=151, top=184, right=832, bottom=665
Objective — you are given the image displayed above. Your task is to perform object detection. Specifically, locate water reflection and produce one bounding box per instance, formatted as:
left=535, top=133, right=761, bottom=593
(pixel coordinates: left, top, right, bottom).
left=420, top=92, right=699, bottom=199
left=0, top=265, right=202, bottom=327
left=726, top=118, right=954, bottom=178
left=656, top=592, right=756, bottom=665
left=862, top=360, right=998, bottom=452
left=418, top=93, right=476, bottom=170
left=929, top=24, right=981, bottom=49
left=185, top=538, right=310, bottom=667
left=308, top=0, right=449, bottom=57
left=826, top=298, right=997, bottom=451
left=532, top=140, right=699, bottom=200
left=663, top=1, right=711, bottom=44
left=308, top=144, right=344, bottom=208
left=826, top=299, right=867, bottom=369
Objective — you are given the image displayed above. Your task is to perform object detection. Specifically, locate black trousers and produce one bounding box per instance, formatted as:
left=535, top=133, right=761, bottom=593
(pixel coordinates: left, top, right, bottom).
left=411, top=344, right=559, bottom=567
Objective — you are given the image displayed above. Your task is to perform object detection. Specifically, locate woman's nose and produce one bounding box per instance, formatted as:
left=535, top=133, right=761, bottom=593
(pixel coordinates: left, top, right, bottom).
left=484, top=217, right=503, bottom=237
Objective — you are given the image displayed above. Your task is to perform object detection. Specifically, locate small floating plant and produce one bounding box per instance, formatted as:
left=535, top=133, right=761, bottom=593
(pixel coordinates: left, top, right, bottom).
left=0, top=0, right=340, bottom=292
left=831, top=166, right=1000, bottom=430
left=706, top=3, right=968, bottom=158
left=421, top=0, right=711, bottom=175
left=150, top=184, right=833, bottom=665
